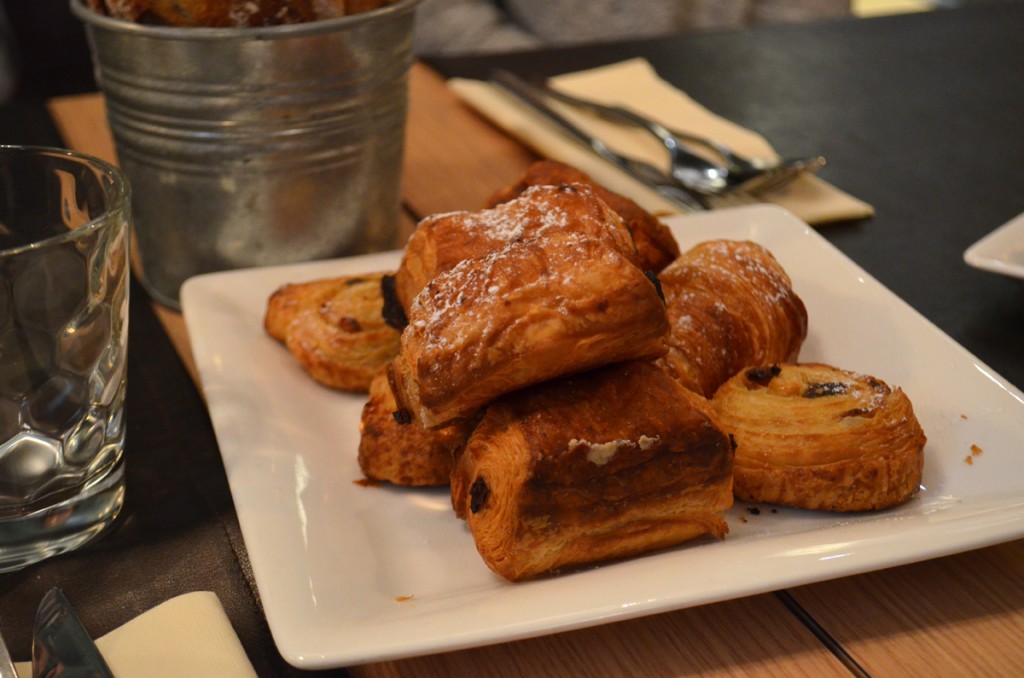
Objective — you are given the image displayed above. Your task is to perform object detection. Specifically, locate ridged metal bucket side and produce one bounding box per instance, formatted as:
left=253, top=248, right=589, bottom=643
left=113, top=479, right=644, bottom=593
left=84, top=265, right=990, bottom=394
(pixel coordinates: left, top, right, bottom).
left=72, top=0, right=418, bottom=309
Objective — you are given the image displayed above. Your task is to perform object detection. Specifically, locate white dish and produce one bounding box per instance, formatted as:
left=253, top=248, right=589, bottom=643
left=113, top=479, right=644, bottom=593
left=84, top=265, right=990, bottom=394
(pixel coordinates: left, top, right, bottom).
left=964, top=210, right=1024, bottom=280
left=182, top=204, right=1024, bottom=670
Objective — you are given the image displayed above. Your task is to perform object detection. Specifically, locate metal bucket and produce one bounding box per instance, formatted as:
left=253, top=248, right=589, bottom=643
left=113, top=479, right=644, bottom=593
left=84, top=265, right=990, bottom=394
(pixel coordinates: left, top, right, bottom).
left=72, top=0, right=418, bottom=309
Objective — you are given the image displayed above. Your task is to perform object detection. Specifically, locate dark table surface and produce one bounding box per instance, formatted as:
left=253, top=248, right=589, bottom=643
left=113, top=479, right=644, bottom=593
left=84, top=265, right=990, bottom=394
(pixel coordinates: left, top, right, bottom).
left=2, top=4, right=1022, bottom=676
left=431, top=4, right=1024, bottom=394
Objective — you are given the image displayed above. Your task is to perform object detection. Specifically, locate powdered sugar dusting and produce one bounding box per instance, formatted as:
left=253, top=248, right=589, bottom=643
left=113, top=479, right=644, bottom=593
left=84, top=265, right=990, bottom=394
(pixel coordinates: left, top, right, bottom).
left=657, top=238, right=808, bottom=396
left=397, top=232, right=659, bottom=421
left=682, top=240, right=795, bottom=305
left=404, top=185, right=642, bottom=360
left=409, top=229, right=621, bottom=356
left=408, top=183, right=634, bottom=278
left=470, top=185, right=573, bottom=241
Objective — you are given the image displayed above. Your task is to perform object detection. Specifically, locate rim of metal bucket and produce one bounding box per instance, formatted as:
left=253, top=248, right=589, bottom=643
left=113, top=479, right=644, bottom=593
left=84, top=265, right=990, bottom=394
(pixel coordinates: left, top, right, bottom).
left=70, top=0, right=420, bottom=40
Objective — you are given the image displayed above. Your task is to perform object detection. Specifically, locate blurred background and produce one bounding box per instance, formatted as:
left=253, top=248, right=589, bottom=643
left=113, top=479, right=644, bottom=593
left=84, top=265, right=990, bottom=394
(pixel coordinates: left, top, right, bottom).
left=0, top=0, right=1015, bottom=108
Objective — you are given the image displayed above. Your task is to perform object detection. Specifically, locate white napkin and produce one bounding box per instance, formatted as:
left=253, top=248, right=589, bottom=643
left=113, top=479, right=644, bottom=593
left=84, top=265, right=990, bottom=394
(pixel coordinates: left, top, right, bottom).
left=449, top=58, right=873, bottom=225
left=15, top=591, right=257, bottom=678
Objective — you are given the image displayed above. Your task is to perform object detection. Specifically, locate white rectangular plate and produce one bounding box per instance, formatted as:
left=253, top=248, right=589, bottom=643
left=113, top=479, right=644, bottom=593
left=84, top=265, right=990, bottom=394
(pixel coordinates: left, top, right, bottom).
left=964, top=210, right=1024, bottom=280
left=182, top=204, right=1024, bottom=670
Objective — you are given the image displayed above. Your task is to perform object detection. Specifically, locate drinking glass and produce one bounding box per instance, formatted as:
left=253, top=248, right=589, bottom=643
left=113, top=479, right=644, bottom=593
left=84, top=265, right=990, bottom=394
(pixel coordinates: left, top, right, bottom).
left=0, top=145, right=130, bottom=573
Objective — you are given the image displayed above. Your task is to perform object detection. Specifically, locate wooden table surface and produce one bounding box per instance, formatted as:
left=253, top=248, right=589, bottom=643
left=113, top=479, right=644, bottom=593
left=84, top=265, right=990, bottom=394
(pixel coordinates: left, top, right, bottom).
left=39, top=8, right=1024, bottom=675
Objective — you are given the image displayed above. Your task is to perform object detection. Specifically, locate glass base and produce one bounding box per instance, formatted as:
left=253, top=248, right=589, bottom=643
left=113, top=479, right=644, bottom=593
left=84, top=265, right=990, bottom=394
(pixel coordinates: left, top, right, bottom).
left=0, top=459, right=125, bottom=573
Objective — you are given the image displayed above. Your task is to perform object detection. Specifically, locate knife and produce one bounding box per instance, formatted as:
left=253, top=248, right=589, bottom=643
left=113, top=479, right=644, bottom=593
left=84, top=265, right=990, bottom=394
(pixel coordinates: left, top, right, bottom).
left=32, top=588, right=114, bottom=678
left=489, top=70, right=707, bottom=212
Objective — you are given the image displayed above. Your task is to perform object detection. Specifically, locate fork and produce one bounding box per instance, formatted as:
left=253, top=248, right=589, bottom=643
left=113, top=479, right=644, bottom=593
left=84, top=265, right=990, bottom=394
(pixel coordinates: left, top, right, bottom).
left=537, top=80, right=826, bottom=193
left=491, top=71, right=709, bottom=211
left=491, top=70, right=796, bottom=211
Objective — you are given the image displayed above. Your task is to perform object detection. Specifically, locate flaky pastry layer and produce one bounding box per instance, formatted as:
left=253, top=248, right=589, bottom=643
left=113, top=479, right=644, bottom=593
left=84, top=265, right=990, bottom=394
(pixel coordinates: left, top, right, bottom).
left=657, top=239, right=808, bottom=397
left=451, top=361, right=734, bottom=581
left=712, top=363, right=926, bottom=512
left=485, top=160, right=681, bottom=273
left=389, top=229, right=669, bottom=428
left=394, top=183, right=638, bottom=313
left=358, top=372, right=471, bottom=486
left=265, top=272, right=400, bottom=392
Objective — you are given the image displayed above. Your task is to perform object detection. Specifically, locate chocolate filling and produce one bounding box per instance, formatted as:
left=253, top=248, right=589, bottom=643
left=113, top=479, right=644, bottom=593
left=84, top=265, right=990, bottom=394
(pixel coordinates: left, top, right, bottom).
left=746, top=364, right=782, bottom=386
left=470, top=476, right=490, bottom=514
left=380, top=274, right=408, bottom=330
left=644, top=270, right=665, bottom=302
left=335, top=316, right=361, bottom=333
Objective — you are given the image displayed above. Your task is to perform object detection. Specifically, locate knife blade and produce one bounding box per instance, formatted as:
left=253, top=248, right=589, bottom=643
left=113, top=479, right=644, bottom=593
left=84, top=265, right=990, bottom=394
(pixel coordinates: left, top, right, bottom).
left=489, top=70, right=707, bottom=212
left=32, top=588, right=114, bottom=678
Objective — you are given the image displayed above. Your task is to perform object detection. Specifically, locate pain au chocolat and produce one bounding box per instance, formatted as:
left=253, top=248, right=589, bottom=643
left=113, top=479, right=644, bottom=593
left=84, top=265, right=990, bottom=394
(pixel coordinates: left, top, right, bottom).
left=393, top=182, right=639, bottom=314
left=358, top=372, right=473, bottom=486
left=485, top=160, right=681, bottom=273
left=451, top=361, right=734, bottom=582
left=712, top=363, right=926, bottom=512
left=264, top=272, right=400, bottom=392
left=388, top=223, right=669, bottom=429
left=657, top=239, right=808, bottom=398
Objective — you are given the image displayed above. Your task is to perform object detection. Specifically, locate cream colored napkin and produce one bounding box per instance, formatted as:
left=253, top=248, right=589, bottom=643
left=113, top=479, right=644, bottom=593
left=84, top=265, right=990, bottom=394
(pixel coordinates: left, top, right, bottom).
left=15, top=591, right=257, bottom=678
left=449, top=58, right=873, bottom=224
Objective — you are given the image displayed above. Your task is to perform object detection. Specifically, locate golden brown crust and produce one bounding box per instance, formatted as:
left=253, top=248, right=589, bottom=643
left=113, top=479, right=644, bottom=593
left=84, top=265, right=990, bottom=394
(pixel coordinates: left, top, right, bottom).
left=394, top=182, right=638, bottom=313
left=389, top=228, right=669, bottom=428
left=357, top=373, right=472, bottom=486
left=486, top=160, right=681, bottom=273
left=712, top=363, right=926, bottom=512
left=450, top=361, right=733, bottom=581
left=657, top=239, right=808, bottom=397
left=265, top=276, right=337, bottom=342
left=265, top=272, right=401, bottom=392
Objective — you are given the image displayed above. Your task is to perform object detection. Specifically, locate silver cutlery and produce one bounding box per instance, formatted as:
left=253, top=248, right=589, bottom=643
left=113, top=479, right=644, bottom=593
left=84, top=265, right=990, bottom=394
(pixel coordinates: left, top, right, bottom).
left=507, top=72, right=826, bottom=194
left=723, top=154, right=827, bottom=196
left=32, top=588, right=114, bottom=678
left=491, top=70, right=708, bottom=211
left=663, top=123, right=825, bottom=187
left=499, top=70, right=733, bottom=197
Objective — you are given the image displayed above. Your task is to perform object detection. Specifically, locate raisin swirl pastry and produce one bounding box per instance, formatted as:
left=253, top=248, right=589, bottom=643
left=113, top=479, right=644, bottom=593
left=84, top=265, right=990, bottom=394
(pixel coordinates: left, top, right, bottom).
left=712, top=363, right=926, bottom=512
left=358, top=373, right=473, bottom=487
left=657, top=239, right=808, bottom=398
left=388, top=227, right=669, bottom=429
left=393, top=183, right=638, bottom=314
left=485, top=160, right=681, bottom=273
left=451, top=361, right=734, bottom=581
left=264, top=272, right=401, bottom=392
